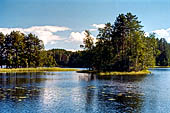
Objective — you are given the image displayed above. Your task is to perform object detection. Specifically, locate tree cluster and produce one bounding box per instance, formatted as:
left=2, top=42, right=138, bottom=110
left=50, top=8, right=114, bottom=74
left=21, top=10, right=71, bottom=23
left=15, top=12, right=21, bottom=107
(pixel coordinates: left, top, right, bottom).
left=82, top=13, right=160, bottom=72
left=0, top=31, right=44, bottom=68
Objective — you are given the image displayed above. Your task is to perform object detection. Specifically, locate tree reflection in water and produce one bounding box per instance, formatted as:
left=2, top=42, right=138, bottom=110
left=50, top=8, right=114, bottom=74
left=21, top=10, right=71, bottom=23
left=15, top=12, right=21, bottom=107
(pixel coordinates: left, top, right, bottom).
left=0, top=72, right=53, bottom=101
left=79, top=74, right=147, bottom=113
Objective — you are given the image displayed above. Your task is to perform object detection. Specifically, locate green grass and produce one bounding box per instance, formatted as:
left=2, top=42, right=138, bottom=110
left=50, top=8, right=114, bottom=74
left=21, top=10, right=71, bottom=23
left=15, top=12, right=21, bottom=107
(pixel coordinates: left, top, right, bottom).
left=0, top=67, right=79, bottom=73
left=77, top=70, right=97, bottom=73
left=151, top=66, right=170, bottom=68
left=98, top=70, right=151, bottom=75
left=77, top=70, right=151, bottom=75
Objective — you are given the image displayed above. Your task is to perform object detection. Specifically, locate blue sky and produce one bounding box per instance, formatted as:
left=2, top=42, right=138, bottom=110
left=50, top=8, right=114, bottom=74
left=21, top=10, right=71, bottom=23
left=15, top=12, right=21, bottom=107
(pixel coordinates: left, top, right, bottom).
left=0, top=0, right=170, bottom=50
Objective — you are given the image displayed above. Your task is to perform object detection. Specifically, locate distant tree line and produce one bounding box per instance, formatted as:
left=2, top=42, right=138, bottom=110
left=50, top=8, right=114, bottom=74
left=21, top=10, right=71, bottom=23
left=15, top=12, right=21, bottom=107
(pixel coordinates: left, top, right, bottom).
left=43, top=49, right=88, bottom=68
left=156, top=38, right=170, bottom=66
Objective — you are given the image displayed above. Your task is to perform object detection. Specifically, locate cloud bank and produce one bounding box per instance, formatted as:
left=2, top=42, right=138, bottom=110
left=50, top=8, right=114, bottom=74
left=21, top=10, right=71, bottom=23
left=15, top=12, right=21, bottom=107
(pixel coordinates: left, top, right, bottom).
left=92, top=24, right=105, bottom=29
left=68, top=31, right=96, bottom=46
left=67, top=24, right=106, bottom=49
left=152, top=28, right=170, bottom=42
left=69, top=31, right=85, bottom=44
left=0, top=26, right=70, bottom=45
left=0, top=24, right=107, bottom=51
left=89, top=24, right=106, bottom=32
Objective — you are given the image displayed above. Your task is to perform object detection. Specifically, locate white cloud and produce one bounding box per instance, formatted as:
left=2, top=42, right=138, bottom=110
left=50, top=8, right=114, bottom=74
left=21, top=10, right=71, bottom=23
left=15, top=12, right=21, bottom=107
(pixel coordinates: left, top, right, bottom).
left=92, top=24, right=105, bottom=29
left=153, top=29, right=170, bottom=37
left=68, top=31, right=97, bottom=47
left=88, top=24, right=106, bottom=32
left=152, top=28, right=170, bottom=42
left=89, top=29, right=97, bottom=32
left=0, top=26, right=70, bottom=45
left=68, top=31, right=85, bottom=44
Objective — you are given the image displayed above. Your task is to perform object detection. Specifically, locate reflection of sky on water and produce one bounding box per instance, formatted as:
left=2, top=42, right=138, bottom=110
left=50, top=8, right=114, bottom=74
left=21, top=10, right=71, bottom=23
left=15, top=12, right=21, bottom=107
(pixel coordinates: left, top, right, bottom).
left=0, top=70, right=170, bottom=112
left=0, top=72, right=146, bottom=113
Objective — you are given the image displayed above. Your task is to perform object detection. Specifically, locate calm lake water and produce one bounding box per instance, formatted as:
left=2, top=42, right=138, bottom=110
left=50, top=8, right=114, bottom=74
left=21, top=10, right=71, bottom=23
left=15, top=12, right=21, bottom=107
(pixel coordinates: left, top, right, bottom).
left=0, top=68, right=170, bottom=113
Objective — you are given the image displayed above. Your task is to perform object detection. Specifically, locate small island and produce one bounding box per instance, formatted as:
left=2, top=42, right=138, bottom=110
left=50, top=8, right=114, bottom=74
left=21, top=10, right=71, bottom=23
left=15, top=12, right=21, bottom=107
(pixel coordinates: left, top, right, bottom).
left=77, top=70, right=151, bottom=75
left=77, top=13, right=169, bottom=75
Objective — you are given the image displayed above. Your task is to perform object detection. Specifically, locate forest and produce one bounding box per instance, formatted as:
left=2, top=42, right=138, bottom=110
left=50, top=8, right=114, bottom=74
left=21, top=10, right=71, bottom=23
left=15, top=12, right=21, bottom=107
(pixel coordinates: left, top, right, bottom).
left=0, top=13, right=170, bottom=72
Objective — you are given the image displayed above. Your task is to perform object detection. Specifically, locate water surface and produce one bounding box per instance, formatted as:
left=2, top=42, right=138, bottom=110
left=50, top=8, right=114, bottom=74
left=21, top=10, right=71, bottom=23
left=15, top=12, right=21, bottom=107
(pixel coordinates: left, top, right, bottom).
left=0, top=68, right=170, bottom=113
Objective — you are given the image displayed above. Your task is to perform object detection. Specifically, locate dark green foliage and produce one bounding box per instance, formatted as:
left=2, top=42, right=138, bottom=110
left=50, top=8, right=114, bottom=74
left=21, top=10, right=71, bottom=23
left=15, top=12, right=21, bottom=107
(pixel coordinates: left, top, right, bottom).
left=39, top=50, right=57, bottom=67
left=49, top=49, right=72, bottom=67
left=156, top=38, right=170, bottom=66
left=0, top=31, right=47, bottom=68
left=45, top=49, right=89, bottom=68
left=0, top=32, right=5, bottom=68
left=81, top=13, right=161, bottom=72
left=67, top=51, right=88, bottom=68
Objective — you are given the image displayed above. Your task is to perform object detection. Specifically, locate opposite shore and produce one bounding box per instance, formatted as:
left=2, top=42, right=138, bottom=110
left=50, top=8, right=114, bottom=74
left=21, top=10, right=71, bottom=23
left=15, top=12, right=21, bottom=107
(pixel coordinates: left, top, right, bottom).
left=0, top=67, right=79, bottom=73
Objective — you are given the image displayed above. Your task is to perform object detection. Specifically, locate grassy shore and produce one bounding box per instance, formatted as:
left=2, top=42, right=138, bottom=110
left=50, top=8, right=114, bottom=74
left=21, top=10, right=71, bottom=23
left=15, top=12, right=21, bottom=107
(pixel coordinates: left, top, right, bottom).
left=98, top=70, right=151, bottom=75
left=77, top=70, right=151, bottom=75
left=0, top=67, right=79, bottom=73
left=150, top=66, right=170, bottom=68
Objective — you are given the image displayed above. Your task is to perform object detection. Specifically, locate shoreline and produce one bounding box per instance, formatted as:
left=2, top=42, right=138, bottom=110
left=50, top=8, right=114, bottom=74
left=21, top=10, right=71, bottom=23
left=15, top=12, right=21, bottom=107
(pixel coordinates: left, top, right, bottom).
left=150, top=66, right=170, bottom=68
left=0, top=67, right=79, bottom=73
left=77, top=70, right=151, bottom=75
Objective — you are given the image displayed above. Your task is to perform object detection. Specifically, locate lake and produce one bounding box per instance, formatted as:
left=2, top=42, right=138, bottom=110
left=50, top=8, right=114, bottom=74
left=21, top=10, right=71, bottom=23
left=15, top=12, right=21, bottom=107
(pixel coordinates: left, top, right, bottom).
left=0, top=68, right=170, bottom=113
